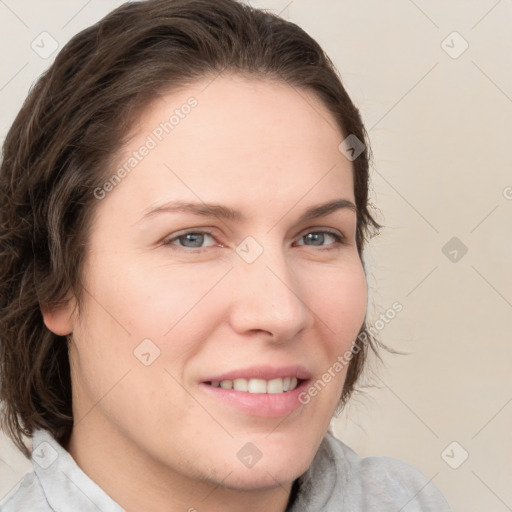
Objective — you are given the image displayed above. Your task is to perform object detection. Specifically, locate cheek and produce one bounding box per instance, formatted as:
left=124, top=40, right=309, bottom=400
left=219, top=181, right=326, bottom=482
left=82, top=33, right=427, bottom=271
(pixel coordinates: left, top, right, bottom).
left=69, top=260, right=230, bottom=420
left=293, top=262, right=367, bottom=425
left=122, top=261, right=230, bottom=334
left=85, top=245, right=227, bottom=322
left=79, top=256, right=232, bottom=375
left=308, top=260, right=368, bottom=346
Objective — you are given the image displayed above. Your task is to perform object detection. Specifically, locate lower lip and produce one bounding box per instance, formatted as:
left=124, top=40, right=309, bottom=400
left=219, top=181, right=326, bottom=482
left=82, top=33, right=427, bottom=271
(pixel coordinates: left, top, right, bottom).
left=198, top=380, right=309, bottom=418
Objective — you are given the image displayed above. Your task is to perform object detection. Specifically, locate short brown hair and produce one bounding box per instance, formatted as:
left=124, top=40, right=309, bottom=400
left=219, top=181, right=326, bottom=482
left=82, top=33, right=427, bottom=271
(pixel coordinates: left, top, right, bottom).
left=0, top=0, right=382, bottom=455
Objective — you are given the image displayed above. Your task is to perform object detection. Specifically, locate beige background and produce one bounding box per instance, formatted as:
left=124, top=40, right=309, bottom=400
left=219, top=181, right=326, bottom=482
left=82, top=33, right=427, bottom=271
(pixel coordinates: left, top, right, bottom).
left=1, top=1, right=511, bottom=510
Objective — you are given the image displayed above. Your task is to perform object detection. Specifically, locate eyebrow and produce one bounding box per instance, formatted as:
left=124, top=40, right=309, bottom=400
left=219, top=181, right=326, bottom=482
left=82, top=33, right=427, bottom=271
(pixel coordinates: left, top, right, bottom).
left=138, top=198, right=357, bottom=224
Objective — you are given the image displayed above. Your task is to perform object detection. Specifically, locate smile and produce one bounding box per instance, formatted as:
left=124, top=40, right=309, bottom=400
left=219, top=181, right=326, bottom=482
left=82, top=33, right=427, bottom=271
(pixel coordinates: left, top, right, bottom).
left=208, top=377, right=300, bottom=394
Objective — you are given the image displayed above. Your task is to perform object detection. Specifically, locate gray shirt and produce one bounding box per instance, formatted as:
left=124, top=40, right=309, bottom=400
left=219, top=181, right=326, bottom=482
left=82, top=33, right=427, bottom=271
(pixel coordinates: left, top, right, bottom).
left=1, top=428, right=452, bottom=511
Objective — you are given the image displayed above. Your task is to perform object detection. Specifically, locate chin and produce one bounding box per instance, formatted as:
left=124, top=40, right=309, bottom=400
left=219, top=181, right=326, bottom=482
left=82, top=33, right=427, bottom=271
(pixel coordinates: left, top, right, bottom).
left=219, top=450, right=313, bottom=491
left=221, top=468, right=298, bottom=492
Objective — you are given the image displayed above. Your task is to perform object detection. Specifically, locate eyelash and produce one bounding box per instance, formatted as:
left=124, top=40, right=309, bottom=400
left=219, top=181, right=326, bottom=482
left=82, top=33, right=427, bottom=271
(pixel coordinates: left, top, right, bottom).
left=162, top=229, right=346, bottom=252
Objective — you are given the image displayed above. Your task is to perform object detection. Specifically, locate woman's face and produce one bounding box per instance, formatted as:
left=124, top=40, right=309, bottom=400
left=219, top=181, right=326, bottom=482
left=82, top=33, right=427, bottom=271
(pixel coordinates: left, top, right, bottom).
left=60, top=75, right=367, bottom=492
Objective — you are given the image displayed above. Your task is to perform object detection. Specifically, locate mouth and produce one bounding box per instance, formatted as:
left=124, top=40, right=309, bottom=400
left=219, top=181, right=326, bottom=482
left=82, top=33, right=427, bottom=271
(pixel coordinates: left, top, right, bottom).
left=199, top=366, right=311, bottom=417
left=206, top=376, right=302, bottom=394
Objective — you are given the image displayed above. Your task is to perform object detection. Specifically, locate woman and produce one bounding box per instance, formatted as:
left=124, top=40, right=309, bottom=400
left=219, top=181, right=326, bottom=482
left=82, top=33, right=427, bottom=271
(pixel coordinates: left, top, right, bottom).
left=0, top=0, right=452, bottom=510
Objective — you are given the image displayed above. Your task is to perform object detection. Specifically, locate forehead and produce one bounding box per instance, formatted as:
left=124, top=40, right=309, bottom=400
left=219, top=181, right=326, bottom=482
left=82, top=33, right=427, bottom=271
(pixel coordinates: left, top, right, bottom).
left=104, top=75, right=354, bottom=217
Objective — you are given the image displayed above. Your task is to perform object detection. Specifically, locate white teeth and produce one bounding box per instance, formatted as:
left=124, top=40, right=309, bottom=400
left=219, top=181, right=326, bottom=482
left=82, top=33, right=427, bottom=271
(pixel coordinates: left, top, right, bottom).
left=267, top=378, right=284, bottom=394
left=211, top=377, right=300, bottom=393
left=220, top=380, right=232, bottom=389
left=233, top=378, right=248, bottom=392
left=248, top=379, right=267, bottom=393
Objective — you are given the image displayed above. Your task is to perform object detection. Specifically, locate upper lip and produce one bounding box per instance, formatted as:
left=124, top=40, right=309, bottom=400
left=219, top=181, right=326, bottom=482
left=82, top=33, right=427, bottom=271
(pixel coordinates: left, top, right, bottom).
left=201, top=365, right=312, bottom=383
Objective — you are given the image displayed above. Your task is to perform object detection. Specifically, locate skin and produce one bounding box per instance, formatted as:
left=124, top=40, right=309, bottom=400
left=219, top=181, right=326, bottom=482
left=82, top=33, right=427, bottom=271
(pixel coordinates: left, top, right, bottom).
left=43, top=74, right=368, bottom=512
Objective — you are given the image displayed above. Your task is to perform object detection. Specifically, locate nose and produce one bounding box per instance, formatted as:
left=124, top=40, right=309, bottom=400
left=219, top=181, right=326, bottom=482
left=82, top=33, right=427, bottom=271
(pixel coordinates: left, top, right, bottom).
left=228, top=244, right=314, bottom=342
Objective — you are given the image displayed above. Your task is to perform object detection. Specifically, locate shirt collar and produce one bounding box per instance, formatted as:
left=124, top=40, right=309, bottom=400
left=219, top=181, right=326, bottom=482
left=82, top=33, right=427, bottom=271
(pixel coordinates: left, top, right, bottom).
left=31, top=429, right=125, bottom=512
left=288, top=432, right=347, bottom=511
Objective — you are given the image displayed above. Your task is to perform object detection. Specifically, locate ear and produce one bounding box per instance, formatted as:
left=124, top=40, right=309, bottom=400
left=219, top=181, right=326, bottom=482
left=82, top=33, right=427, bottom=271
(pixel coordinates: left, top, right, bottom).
left=41, top=298, right=76, bottom=336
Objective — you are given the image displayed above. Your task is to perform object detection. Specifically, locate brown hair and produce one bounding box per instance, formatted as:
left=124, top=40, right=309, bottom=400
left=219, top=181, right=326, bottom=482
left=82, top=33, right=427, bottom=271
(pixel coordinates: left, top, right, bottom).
left=0, top=0, right=382, bottom=455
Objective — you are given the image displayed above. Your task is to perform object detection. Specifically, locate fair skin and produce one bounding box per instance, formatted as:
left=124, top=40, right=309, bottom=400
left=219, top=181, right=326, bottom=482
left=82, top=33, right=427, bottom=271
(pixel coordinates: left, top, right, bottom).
left=43, top=75, right=367, bottom=512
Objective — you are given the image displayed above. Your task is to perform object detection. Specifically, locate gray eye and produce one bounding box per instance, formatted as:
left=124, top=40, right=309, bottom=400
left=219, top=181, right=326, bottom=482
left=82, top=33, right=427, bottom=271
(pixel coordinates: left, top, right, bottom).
left=179, top=233, right=203, bottom=247
left=303, top=232, right=326, bottom=246
left=298, top=231, right=342, bottom=247
left=175, top=232, right=213, bottom=248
